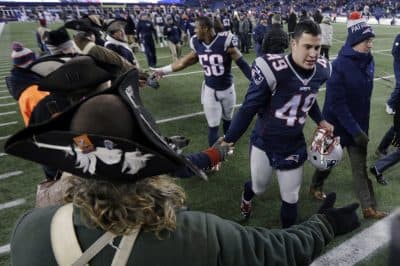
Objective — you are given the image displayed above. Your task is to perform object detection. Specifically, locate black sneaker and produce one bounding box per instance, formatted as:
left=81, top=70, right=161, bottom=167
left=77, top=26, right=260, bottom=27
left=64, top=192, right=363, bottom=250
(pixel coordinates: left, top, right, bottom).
left=369, top=166, right=388, bottom=185
left=240, top=197, right=252, bottom=219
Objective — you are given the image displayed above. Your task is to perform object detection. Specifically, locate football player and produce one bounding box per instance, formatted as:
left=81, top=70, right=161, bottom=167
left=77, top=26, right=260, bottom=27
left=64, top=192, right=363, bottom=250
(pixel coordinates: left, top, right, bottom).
left=222, top=20, right=334, bottom=228
left=151, top=16, right=251, bottom=147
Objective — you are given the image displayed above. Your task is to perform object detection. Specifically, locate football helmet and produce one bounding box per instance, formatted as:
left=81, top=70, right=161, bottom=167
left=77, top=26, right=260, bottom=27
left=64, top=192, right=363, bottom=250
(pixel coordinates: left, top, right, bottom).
left=308, top=127, right=343, bottom=171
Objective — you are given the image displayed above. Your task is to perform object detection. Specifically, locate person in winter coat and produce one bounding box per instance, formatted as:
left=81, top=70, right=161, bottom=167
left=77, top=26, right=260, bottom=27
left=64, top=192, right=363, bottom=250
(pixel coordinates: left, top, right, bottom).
left=164, top=15, right=182, bottom=62
left=8, top=74, right=361, bottom=266
left=309, top=18, right=388, bottom=220
left=261, top=14, right=289, bottom=54
left=319, top=16, right=333, bottom=60
left=104, top=19, right=138, bottom=66
left=287, top=8, right=297, bottom=38
left=253, top=14, right=269, bottom=57
left=7, top=42, right=46, bottom=126
left=385, top=33, right=400, bottom=115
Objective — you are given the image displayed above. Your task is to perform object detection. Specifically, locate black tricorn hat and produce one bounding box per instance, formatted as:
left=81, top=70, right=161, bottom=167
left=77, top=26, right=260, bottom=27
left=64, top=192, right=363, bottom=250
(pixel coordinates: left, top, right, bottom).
left=65, top=18, right=101, bottom=34
left=4, top=69, right=207, bottom=182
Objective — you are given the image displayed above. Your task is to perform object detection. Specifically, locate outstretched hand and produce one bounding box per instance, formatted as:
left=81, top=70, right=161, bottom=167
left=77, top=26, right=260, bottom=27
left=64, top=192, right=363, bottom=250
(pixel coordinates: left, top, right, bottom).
left=318, top=192, right=361, bottom=236
left=212, top=137, right=234, bottom=161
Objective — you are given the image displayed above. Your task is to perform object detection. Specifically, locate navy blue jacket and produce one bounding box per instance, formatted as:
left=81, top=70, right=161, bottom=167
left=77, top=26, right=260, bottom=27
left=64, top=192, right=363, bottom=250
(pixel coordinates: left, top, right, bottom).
left=253, top=23, right=269, bottom=45
left=322, top=44, right=375, bottom=147
left=392, top=33, right=400, bottom=88
left=7, top=67, right=41, bottom=101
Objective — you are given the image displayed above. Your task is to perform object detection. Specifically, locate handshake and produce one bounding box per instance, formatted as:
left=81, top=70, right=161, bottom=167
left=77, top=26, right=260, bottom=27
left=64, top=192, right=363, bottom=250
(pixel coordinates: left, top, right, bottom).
left=202, top=138, right=235, bottom=169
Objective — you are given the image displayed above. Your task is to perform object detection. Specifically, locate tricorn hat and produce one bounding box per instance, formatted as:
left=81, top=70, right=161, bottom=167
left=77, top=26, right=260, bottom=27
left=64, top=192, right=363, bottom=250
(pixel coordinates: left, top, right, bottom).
left=104, top=18, right=127, bottom=34
left=4, top=69, right=206, bottom=182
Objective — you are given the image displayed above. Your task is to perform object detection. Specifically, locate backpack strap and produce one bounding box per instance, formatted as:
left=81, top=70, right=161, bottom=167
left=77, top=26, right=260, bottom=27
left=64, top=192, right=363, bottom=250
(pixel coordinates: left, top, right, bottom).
left=51, top=203, right=141, bottom=266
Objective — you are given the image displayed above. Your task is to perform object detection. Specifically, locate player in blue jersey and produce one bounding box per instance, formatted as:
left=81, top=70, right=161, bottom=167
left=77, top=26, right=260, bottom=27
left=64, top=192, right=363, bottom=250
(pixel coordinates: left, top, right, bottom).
left=222, top=20, right=334, bottom=228
left=152, top=16, right=252, bottom=147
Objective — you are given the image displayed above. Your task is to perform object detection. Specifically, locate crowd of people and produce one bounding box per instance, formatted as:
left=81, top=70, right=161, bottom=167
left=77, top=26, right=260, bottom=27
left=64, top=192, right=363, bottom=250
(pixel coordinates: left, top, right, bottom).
left=2, top=2, right=400, bottom=265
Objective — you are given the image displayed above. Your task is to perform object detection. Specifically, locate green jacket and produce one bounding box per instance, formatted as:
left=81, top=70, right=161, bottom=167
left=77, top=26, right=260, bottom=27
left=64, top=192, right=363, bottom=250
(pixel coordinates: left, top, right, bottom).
left=11, top=205, right=334, bottom=266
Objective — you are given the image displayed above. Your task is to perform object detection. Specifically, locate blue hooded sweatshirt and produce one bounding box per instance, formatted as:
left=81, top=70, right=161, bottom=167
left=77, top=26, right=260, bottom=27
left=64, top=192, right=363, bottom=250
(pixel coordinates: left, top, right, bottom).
left=322, top=43, right=374, bottom=147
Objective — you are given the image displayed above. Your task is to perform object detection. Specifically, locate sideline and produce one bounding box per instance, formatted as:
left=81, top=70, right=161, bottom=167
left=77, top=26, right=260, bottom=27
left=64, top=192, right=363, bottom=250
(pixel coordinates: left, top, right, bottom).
left=311, top=208, right=400, bottom=265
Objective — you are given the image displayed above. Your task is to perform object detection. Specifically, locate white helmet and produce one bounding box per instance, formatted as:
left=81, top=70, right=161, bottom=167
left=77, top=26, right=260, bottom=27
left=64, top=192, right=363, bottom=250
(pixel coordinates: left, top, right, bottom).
left=308, top=127, right=343, bottom=171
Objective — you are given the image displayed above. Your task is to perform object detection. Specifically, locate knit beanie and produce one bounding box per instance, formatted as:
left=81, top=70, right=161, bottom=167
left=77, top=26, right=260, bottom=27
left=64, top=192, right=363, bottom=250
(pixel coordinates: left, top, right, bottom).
left=45, top=27, right=75, bottom=55
left=346, top=18, right=375, bottom=47
left=11, top=42, right=35, bottom=68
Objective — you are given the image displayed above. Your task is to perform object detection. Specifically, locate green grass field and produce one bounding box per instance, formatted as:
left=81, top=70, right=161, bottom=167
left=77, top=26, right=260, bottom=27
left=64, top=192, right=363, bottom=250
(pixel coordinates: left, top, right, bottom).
left=0, top=21, right=399, bottom=265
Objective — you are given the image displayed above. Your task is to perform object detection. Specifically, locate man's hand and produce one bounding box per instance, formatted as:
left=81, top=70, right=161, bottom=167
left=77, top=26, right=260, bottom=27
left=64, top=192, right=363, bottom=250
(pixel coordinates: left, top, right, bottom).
left=212, top=137, right=234, bottom=161
left=150, top=64, right=173, bottom=79
left=318, top=120, right=334, bottom=134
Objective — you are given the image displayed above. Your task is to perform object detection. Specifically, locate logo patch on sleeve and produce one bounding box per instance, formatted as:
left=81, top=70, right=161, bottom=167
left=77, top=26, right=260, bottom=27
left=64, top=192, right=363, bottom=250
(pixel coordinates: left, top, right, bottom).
left=252, top=65, right=264, bottom=85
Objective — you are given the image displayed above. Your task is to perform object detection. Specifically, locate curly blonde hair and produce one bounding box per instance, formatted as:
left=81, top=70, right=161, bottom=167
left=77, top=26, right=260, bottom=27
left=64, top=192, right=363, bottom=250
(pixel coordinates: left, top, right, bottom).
left=64, top=175, right=186, bottom=237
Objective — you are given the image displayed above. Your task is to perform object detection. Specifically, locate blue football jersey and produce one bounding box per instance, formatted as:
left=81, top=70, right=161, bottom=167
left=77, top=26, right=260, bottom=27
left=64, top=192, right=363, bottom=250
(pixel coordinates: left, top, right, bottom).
left=190, top=32, right=238, bottom=90
left=251, top=54, right=331, bottom=152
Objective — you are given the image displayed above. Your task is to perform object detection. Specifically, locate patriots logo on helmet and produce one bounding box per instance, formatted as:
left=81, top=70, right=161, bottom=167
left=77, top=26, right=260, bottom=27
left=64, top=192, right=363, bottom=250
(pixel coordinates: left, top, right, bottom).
left=308, top=127, right=343, bottom=171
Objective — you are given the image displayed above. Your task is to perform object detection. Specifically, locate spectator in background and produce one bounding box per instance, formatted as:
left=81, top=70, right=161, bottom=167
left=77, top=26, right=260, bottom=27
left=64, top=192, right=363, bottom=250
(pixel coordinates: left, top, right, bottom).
left=137, top=13, right=158, bottom=67
left=310, top=17, right=388, bottom=220
left=261, top=14, right=288, bottom=54
left=7, top=42, right=46, bottom=126
left=36, top=18, right=50, bottom=55
left=238, top=13, right=250, bottom=54
left=44, top=27, right=76, bottom=56
left=253, top=14, right=269, bottom=57
left=313, top=9, right=323, bottom=24
left=320, top=16, right=333, bottom=60
left=164, top=15, right=182, bottom=62
left=287, top=8, right=297, bottom=38
left=299, top=9, right=309, bottom=22
left=104, top=19, right=138, bottom=66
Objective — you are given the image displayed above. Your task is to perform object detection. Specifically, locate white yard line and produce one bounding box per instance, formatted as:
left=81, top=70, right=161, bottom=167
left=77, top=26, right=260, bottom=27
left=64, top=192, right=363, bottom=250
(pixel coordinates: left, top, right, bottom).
left=0, top=171, right=23, bottom=180
left=156, top=75, right=393, bottom=123
left=0, top=90, right=8, bottom=93
left=0, top=153, right=7, bottom=157
left=0, top=102, right=16, bottom=107
left=0, top=135, right=11, bottom=141
left=0, top=121, right=17, bottom=127
left=311, top=208, right=400, bottom=266
left=0, top=198, right=26, bottom=211
left=0, top=244, right=10, bottom=257
left=0, top=111, right=16, bottom=116
left=0, top=95, right=12, bottom=100
left=0, top=22, right=4, bottom=38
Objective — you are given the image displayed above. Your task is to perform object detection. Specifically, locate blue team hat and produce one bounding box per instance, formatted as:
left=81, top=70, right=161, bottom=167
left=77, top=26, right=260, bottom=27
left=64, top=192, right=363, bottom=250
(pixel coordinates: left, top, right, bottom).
left=346, top=18, right=375, bottom=47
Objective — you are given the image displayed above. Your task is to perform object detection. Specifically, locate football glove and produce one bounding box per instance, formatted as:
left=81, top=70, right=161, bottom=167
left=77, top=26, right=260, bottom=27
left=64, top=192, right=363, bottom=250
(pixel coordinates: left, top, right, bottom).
left=318, top=192, right=360, bottom=236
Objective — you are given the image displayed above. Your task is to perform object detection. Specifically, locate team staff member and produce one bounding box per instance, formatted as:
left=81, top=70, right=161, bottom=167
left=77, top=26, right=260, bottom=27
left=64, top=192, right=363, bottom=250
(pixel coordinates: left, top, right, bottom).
left=223, top=20, right=333, bottom=228
left=137, top=13, right=158, bottom=68
left=153, top=16, right=251, bottom=147
left=310, top=17, right=387, bottom=219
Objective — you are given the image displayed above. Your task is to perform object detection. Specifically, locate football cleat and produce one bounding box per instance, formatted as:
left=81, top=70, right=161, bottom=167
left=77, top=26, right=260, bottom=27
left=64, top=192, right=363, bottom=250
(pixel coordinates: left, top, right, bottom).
left=240, top=197, right=252, bottom=219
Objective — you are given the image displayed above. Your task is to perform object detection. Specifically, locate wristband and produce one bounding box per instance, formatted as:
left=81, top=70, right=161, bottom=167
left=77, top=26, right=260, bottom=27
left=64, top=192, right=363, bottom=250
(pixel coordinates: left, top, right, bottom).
left=160, top=64, right=173, bottom=74
left=202, top=147, right=220, bottom=166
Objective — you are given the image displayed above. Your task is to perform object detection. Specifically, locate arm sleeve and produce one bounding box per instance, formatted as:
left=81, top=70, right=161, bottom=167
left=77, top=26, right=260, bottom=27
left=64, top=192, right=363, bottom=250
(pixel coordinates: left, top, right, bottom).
left=206, top=213, right=334, bottom=266
left=235, top=56, right=251, bottom=80
left=309, top=100, right=323, bottom=124
left=173, top=152, right=211, bottom=178
left=224, top=60, right=271, bottom=143
left=326, top=63, right=363, bottom=137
